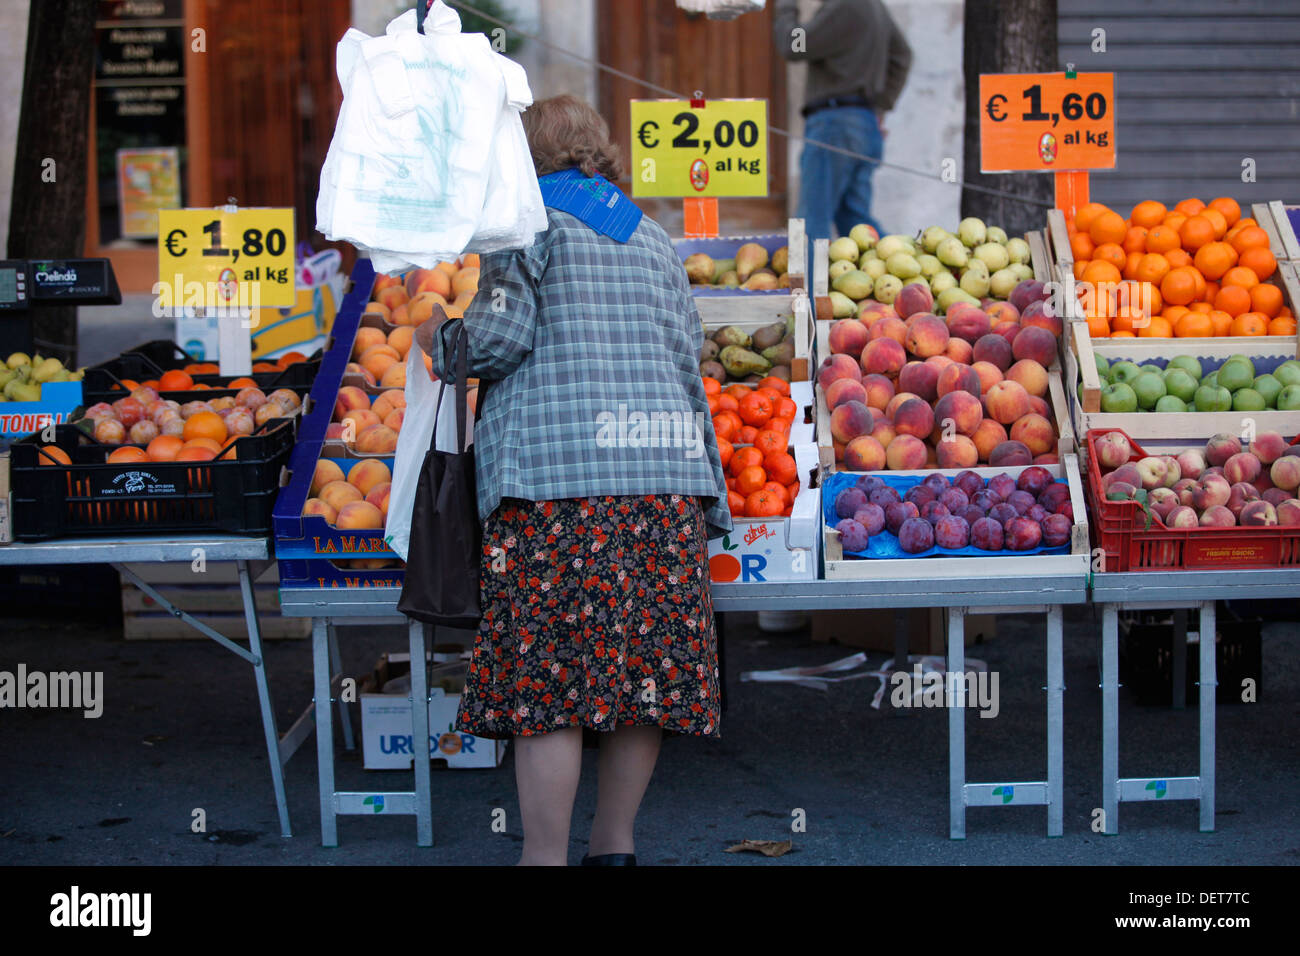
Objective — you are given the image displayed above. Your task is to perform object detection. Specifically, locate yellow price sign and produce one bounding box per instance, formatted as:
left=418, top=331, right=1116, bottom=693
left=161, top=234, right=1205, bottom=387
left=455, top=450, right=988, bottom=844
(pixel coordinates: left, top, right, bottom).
left=630, top=99, right=768, bottom=198
left=158, top=208, right=296, bottom=309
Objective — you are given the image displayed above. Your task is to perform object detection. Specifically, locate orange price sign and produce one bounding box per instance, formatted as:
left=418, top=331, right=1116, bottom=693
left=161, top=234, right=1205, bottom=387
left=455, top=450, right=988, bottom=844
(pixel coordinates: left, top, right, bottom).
left=979, top=72, right=1115, bottom=173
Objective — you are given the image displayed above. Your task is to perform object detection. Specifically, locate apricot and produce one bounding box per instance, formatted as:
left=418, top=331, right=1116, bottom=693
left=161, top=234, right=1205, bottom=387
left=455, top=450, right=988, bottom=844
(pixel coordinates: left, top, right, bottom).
left=347, top=458, right=392, bottom=495
left=353, top=327, right=387, bottom=359
left=334, top=386, right=371, bottom=421
left=319, top=479, right=363, bottom=512
left=379, top=362, right=406, bottom=389
left=303, top=497, right=339, bottom=523
left=355, top=423, right=399, bottom=455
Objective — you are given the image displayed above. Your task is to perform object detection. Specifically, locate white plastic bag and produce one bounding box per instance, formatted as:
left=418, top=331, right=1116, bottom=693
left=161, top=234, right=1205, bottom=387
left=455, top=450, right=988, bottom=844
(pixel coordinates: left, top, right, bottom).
left=384, top=341, right=474, bottom=561
left=676, top=0, right=764, bottom=20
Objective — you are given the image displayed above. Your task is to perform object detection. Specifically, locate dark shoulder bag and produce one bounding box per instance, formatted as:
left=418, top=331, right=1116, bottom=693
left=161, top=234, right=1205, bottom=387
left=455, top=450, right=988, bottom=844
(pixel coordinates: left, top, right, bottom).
left=397, top=321, right=485, bottom=628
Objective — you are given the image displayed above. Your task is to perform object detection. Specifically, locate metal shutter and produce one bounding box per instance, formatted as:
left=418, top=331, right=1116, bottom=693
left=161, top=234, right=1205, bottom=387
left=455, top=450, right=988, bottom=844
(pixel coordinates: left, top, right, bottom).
left=1058, top=0, right=1300, bottom=210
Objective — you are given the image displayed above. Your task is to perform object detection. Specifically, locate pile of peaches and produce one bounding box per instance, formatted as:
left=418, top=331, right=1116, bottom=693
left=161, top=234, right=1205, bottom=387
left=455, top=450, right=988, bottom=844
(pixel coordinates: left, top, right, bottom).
left=302, top=456, right=391, bottom=531
left=820, top=279, right=1063, bottom=472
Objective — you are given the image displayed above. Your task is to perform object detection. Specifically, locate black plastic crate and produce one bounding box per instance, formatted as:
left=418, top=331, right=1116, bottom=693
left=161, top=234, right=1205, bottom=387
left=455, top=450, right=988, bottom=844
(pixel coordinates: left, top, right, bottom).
left=8, top=418, right=295, bottom=540
left=1119, top=605, right=1262, bottom=706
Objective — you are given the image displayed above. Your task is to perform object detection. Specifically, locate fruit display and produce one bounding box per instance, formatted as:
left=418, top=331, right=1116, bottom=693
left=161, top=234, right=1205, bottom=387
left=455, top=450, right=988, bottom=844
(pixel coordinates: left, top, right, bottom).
left=704, top=376, right=804, bottom=518
left=1088, top=355, right=1300, bottom=414
left=699, top=315, right=801, bottom=385
left=817, top=278, right=1066, bottom=471
left=1064, top=197, right=1296, bottom=338
left=683, top=241, right=794, bottom=291
left=823, top=218, right=1033, bottom=317
left=303, top=456, right=393, bottom=531
left=364, top=257, right=479, bottom=325
left=0, top=353, right=85, bottom=402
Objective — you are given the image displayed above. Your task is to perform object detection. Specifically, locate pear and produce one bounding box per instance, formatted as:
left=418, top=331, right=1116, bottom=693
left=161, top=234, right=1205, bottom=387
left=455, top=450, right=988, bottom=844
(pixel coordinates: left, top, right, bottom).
left=916, top=254, right=945, bottom=278
left=32, top=357, right=65, bottom=384
left=957, top=217, right=987, bottom=247
left=4, top=379, right=41, bottom=402
left=742, top=272, right=778, bottom=291
left=70, top=368, right=86, bottom=381
left=862, top=258, right=888, bottom=280
left=937, top=287, right=980, bottom=314
left=974, top=242, right=1009, bottom=272
left=832, top=269, right=875, bottom=301
left=857, top=249, right=878, bottom=268
left=777, top=272, right=792, bottom=288
left=959, top=267, right=991, bottom=298
left=711, top=258, right=735, bottom=280
left=829, top=291, right=857, bottom=318
left=0, top=369, right=13, bottom=391
left=770, top=246, right=789, bottom=275
left=828, top=236, right=859, bottom=263
left=885, top=253, right=921, bottom=279
left=874, top=235, right=910, bottom=260
left=936, top=236, right=969, bottom=268
left=735, top=242, right=770, bottom=281
left=986, top=226, right=1008, bottom=244
left=873, top=274, right=903, bottom=305
left=930, top=271, right=957, bottom=296
left=1011, top=263, right=1034, bottom=281
left=762, top=340, right=795, bottom=366
left=712, top=326, right=752, bottom=348
left=990, top=268, right=1019, bottom=299
left=828, top=258, right=855, bottom=282
left=921, top=226, right=951, bottom=254
left=684, top=253, right=715, bottom=285
left=848, top=223, right=878, bottom=252
left=716, top=270, right=740, bottom=287
left=719, top=345, right=771, bottom=378
left=6, top=352, right=31, bottom=369
left=700, top=360, right=726, bottom=382
left=751, top=321, right=787, bottom=352
left=700, top=339, right=720, bottom=362
left=1005, top=238, right=1031, bottom=264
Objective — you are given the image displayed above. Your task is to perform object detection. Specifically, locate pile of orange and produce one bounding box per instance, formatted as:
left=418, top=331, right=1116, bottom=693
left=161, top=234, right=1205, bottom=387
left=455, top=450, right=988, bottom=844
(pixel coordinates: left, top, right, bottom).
left=1069, top=197, right=1294, bottom=338
left=704, top=376, right=801, bottom=518
left=111, top=350, right=310, bottom=393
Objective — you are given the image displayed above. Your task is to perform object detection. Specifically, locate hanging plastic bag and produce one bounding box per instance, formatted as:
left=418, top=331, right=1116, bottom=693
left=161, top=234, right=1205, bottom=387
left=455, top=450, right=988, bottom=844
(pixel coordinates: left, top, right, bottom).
left=676, top=0, right=765, bottom=20
left=385, top=339, right=474, bottom=561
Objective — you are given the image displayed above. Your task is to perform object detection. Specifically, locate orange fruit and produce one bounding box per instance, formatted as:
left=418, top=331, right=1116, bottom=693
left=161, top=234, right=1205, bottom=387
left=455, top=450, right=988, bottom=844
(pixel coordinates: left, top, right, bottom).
left=182, top=411, right=227, bottom=445
left=1174, top=197, right=1206, bottom=217
left=773, top=396, right=798, bottom=421
left=1073, top=261, right=1088, bottom=280
left=744, top=489, right=784, bottom=519
left=1192, top=241, right=1236, bottom=280
left=1221, top=266, right=1259, bottom=290
left=1208, top=197, right=1241, bottom=227
left=716, top=437, right=733, bottom=471
left=1200, top=207, right=1228, bottom=239
left=730, top=445, right=764, bottom=477
left=1163, top=305, right=1190, bottom=324
left=736, top=425, right=758, bottom=446
left=1111, top=309, right=1140, bottom=334
left=1134, top=253, right=1171, bottom=285
left=1164, top=248, right=1192, bottom=269
left=1122, top=226, right=1149, bottom=255
left=1160, top=266, right=1199, bottom=306
left=712, top=411, right=741, bottom=443
left=724, top=384, right=752, bottom=401
left=1188, top=301, right=1212, bottom=314
left=1069, top=231, right=1095, bottom=261
left=1229, top=226, right=1269, bottom=255
left=761, top=481, right=790, bottom=506
left=702, top=377, right=721, bottom=396
left=1178, top=215, right=1215, bottom=251
left=738, top=392, right=774, bottom=427
left=1093, top=242, right=1127, bottom=270
left=764, top=451, right=798, bottom=486
left=1123, top=250, right=1144, bottom=280
left=1073, top=202, right=1110, bottom=235
left=108, top=446, right=150, bottom=463
left=1086, top=313, right=1111, bottom=337
left=38, top=445, right=72, bottom=466
left=146, top=435, right=185, bottom=461
left=1173, top=312, right=1212, bottom=338
left=1268, top=315, right=1297, bottom=335
left=1130, top=200, right=1167, bottom=228
left=1213, top=284, right=1252, bottom=316
left=706, top=395, right=721, bottom=416
left=736, top=465, right=767, bottom=496
left=758, top=376, right=791, bottom=396
left=1238, top=247, right=1276, bottom=281
left=176, top=446, right=217, bottom=462
left=1229, top=312, right=1267, bottom=336
left=1111, top=331, right=1136, bottom=338
left=1202, top=281, right=1220, bottom=304
left=252, top=362, right=279, bottom=373
left=157, top=369, right=193, bottom=391
left=1135, top=281, right=1162, bottom=316
left=228, top=377, right=259, bottom=389
left=726, top=490, right=745, bottom=516
left=1144, top=224, right=1180, bottom=254
left=1138, top=316, right=1174, bottom=338
left=1082, top=260, right=1122, bottom=287
left=1162, top=212, right=1188, bottom=234
left=716, top=394, right=739, bottom=414
left=1207, top=310, right=1233, bottom=337
left=753, top=429, right=787, bottom=458
left=181, top=436, right=223, bottom=454
left=1089, top=210, right=1128, bottom=246
left=277, top=351, right=307, bottom=367
left=1249, top=282, right=1283, bottom=317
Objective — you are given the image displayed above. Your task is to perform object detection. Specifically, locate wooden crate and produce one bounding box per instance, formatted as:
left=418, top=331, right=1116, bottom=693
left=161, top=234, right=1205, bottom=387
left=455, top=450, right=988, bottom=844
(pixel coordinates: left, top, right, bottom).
left=821, top=456, right=1091, bottom=581
left=704, top=290, right=813, bottom=382
left=1252, top=201, right=1300, bottom=263
left=677, top=218, right=807, bottom=326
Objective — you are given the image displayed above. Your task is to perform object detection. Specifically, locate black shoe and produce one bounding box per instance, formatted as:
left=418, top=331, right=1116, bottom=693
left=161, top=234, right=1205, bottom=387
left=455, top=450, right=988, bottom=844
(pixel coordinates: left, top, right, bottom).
left=580, top=853, right=637, bottom=866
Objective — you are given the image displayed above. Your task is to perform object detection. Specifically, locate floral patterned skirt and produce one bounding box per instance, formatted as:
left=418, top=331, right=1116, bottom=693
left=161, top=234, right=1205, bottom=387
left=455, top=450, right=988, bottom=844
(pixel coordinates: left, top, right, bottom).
left=454, top=494, right=722, bottom=740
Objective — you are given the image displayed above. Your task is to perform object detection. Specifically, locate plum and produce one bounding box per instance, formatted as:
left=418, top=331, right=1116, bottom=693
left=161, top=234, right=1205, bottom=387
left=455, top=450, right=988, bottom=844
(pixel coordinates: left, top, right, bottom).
left=989, top=502, right=1019, bottom=526
left=1008, top=490, right=1036, bottom=515
left=905, top=484, right=937, bottom=507
left=971, top=489, right=998, bottom=512
left=835, top=518, right=870, bottom=552
left=854, top=475, right=885, bottom=495
left=954, top=470, right=984, bottom=499
left=1017, top=465, right=1054, bottom=496
left=920, top=500, right=951, bottom=525
left=970, top=516, right=1004, bottom=551
left=1054, top=502, right=1074, bottom=521
left=939, top=488, right=970, bottom=513
left=922, top=473, right=951, bottom=496
left=854, top=504, right=887, bottom=536
left=1041, top=513, right=1071, bottom=547
left=1037, top=483, right=1069, bottom=512
left=870, top=486, right=901, bottom=509
left=959, top=505, right=985, bottom=526
left=987, top=473, right=1017, bottom=502
left=1026, top=504, right=1049, bottom=523
left=898, top=517, right=935, bottom=554
left=1005, top=516, right=1043, bottom=551
left=835, top=487, right=869, bottom=519
left=885, top=500, right=920, bottom=535
left=934, top=515, right=971, bottom=549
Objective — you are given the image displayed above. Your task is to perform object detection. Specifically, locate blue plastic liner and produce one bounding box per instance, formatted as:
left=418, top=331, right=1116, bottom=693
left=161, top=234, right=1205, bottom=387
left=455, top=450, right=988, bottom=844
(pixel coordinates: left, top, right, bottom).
left=822, top=470, right=1071, bottom=560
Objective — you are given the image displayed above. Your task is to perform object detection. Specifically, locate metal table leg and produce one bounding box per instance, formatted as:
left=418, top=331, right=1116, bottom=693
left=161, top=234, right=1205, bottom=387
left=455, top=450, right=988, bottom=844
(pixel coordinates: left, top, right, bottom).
left=237, top=559, right=292, bottom=839
left=327, top=624, right=355, bottom=752
left=1046, top=604, right=1064, bottom=837
left=893, top=608, right=909, bottom=673
left=1199, top=600, right=1216, bottom=832
left=313, top=618, right=338, bottom=847
left=948, top=606, right=966, bottom=840
left=409, top=620, right=433, bottom=847
left=1101, top=603, right=1120, bottom=834
left=1172, top=608, right=1187, bottom=710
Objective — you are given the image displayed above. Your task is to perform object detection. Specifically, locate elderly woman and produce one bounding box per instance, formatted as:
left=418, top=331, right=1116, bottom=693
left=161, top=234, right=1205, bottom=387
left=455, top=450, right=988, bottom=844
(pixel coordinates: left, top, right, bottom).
left=415, top=95, right=731, bottom=867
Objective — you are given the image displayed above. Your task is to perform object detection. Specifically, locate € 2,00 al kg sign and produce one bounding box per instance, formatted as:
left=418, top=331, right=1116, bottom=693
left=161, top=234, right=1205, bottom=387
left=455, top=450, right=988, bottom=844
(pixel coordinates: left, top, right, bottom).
left=630, top=99, right=768, bottom=198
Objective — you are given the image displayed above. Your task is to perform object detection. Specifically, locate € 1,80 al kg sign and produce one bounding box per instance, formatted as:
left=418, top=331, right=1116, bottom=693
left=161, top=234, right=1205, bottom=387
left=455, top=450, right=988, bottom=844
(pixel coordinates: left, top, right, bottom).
left=157, top=208, right=296, bottom=311
left=631, top=99, right=768, bottom=198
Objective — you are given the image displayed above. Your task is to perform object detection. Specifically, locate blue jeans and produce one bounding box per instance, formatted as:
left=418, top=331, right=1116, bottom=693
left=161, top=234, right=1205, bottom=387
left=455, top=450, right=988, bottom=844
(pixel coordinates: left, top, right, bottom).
left=798, top=106, right=884, bottom=247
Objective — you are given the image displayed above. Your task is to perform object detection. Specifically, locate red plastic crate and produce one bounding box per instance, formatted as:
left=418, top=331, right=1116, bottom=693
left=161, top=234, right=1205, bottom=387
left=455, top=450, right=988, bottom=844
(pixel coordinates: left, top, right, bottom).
left=1084, top=428, right=1300, bottom=572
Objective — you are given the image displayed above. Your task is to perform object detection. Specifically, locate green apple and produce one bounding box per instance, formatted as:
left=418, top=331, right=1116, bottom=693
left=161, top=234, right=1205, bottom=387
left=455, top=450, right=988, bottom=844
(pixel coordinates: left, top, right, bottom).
left=1162, top=368, right=1199, bottom=403
left=1100, top=382, right=1138, bottom=413
left=1110, top=361, right=1143, bottom=385
left=1202, top=370, right=1219, bottom=389
left=1232, top=387, right=1266, bottom=412
left=1154, top=395, right=1188, bottom=413
left=1094, top=354, right=1110, bottom=380
left=1226, top=354, right=1256, bottom=376
left=1167, top=355, right=1202, bottom=380
left=1194, top=384, right=1233, bottom=412
left=958, top=217, right=987, bottom=247
left=1274, top=361, right=1300, bottom=388
left=1278, top=384, right=1300, bottom=410
left=1217, top=358, right=1254, bottom=393
left=1253, top=373, right=1283, bottom=408
left=1133, top=371, right=1167, bottom=410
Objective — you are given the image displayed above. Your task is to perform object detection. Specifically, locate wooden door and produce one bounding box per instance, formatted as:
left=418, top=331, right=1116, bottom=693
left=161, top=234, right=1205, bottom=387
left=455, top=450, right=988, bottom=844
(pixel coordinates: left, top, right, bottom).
left=598, top=0, right=788, bottom=234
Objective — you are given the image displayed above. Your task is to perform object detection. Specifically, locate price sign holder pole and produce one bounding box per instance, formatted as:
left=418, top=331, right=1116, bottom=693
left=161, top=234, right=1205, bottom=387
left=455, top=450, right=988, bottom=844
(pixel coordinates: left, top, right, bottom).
left=214, top=199, right=254, bottom=379
left=1054, top=171, right=1090, bottom=225
left=682, top=92, right=720, bottom=238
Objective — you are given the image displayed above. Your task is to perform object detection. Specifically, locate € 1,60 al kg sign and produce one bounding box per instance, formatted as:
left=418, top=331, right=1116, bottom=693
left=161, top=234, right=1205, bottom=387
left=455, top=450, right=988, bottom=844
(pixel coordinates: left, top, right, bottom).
left=631, top=99, right=768, bottom=198
left=979, top=72, right=1115, bottom=173
left=157, top=208, right=296, bottom=309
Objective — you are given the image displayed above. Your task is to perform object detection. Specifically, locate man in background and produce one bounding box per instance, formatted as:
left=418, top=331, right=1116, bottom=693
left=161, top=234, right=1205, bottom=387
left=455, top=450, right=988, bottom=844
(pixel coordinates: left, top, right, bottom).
left=773, top=0, right=912, bottom=240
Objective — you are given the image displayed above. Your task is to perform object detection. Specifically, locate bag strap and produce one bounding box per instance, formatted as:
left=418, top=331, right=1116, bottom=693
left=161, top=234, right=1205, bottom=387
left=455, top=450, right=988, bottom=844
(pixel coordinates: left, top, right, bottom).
left=452, top=321, right=470, bottom=453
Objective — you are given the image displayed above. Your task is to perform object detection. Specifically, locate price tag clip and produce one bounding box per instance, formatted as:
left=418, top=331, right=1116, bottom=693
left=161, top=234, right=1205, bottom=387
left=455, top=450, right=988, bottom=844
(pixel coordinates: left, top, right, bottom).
left=690, top=89, right=705, bottom=110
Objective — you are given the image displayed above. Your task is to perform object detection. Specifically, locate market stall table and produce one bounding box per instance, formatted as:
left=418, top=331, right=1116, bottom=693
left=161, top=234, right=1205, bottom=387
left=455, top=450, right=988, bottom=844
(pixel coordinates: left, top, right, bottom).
left=1090, top=568, right=1300, bottom=835
left=0, top=534, right=316, bottom=839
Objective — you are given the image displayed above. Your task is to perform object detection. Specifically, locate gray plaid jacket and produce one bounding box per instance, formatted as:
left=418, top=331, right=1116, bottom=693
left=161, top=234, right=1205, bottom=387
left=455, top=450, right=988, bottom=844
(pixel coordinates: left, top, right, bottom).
left=429, top=207, right=733, bottom=538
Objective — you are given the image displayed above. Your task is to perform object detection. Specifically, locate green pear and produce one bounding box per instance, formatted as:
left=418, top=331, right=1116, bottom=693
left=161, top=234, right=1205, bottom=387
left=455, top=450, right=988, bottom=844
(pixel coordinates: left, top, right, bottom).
left=959, top=267, right=990, bottom=298
left=936, top=236, right=968, bottom=268
left=937, top=287, right=980, bottom=314
left=6, top=352, right=30, bottom=369
left=31, top=357, right=65, bottom=384
left=974, top=242, right=1010, bottom=271
left=986, top=226, right=1008, bottom=244
left=873, top=274, right=903, bottom=305
left=1005, top=237, right=1031, bottom=264
left=862, top=258, right=887, bottom=280
left=828, top=237, right=860, bottom=263
left=958, top=217, right=987, bottom=247
left=874, top=234, right=911, bottom=260
left=829, top=290, right=858, bottom=317
left=886, top=253, right=921, bottom=279
left=848, top=224, right=878, bottom=252
left=828, top=258, right=855, bottom=282
left=920, top=226, right=951, bottom=254
left=832, top=269, right=875, bottom=300
left=917, top=254, right=945, bottom=278
left=989, top=268, right=1019, bottom=299
left=1011, top=263, right=1034, bottom=280
left=929, top=271, right=958, bottom=296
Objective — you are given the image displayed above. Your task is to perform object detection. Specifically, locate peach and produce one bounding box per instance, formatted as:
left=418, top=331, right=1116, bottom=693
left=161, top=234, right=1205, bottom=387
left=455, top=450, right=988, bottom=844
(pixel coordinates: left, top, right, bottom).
left=861, top=373, right=895, bottom=411
left=302, top=497, right=339, bottom=523
left=319, top=479, right=363, bottom=513
left=1011, top=325, right=1057, bottom=367
left=352, top=327, right=387, bottom=359
left=380, top=362, right=406, bottom=389
left=1223, top=452, right=1262, bottom=486
left=833, top=439, right=845, bottom=462
left=405, top=267, right=452, bottom=300
left=828, top=319, right=870, bottom=358
left=1240, top=500, right=1278, bottom=526
left=391, top=304, right=411, bottom=326
left=365, top=482, right=392, bottom=516
left=344, top=362, right=377, bottom=387
left=1010, top=413, right=1055, bottom=457
left=843, top=435, right=887, bottom=471
left=830, top=401, right=875, bottom=444
left=1199, top=505, right=1236, bottom=527
left=342, top=408, right=382, bottom=437
left=937, top=363, right=981, bottom=399
left=254, top=402, right=287, bottom=427
left=355, top=423, right=399, bottom=455
left=325, top=423, right=346, bottom=440
left=986, top=301, right=1020, bottom=326
left=452, top=267, right=479, bottom=296
left=375, top=285, right=408, bottom=312
left=894, top=283, right=933, bottom=319
left=1270, top=455, right=1300, bottom=492
left=818, top=354, right=862, bottom=390
left=334, top=386, right=371, bottom=421
left=1205, top=434, right=1242, bottom=467
left=903, top=314, right=950, bottom=358
left=387, top=326, right=414, bottom=358
left=986, top=379, right=1033, bottom=426
left=1028, top=395, right=1051, bottom=419
left=383, top=409, right=405, bottom=432
left=1277, top=499, right=1300, bottom=526
left=1095, top=432, right=1133, bottom=470
left=934, top=390, right=983, bottom=438
left=886, top=391, right=921, bottom=419
left=1009, top=279, right=1048, bottom=313
left=857, top=301, right=895, bottom=326
left=347, top=458, right=392, bottom=495
left=1192, top=475, right=1232, bottom=511
left=1006, top=359, right=1049, bottom=398
left=861, top=337, right=907, bottom=379
left=937, top=434, right=979, bottom=469
left=1226, top=481, right=1259, bottom=519
left=868, top=316, right=908, bottom=346
left=924, top=354, right=955, bottom=374
left=360, top=346, right=401, bottom=381
left=944, top=337, right=974, bottom=365
left=1166, top=505, right=1199, bottom=528
left=870, top=417, right=897, bottom=448
left=972, top=418, right=1008, bottom=462
left=826, top=377, right=868, bottom=410
left=989, top=440, right=1033, bottom=467
left=372, top=273, right=402, bottom=293
left=336, top=500, right=385, bottom=530
left=946, top=304, right=992, bottom=344
left=1020, top=300, right=1064, bottom=339
left=897, top=362, right=939, bottom=403
left=407, top=291, right=448, bottom=326
left=972, top=361, right=1004, bottom=394
left=892, top=397, right=935, bottom=439
left=364, top=301, right=391, bottom=323
left=1249, top=432, right=1288, bottom=466
left=371, top=389, right=406, bottom=421
left=973, top=333, right=1014, bottom=372
left=885, top=434, right=928, bottom=470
